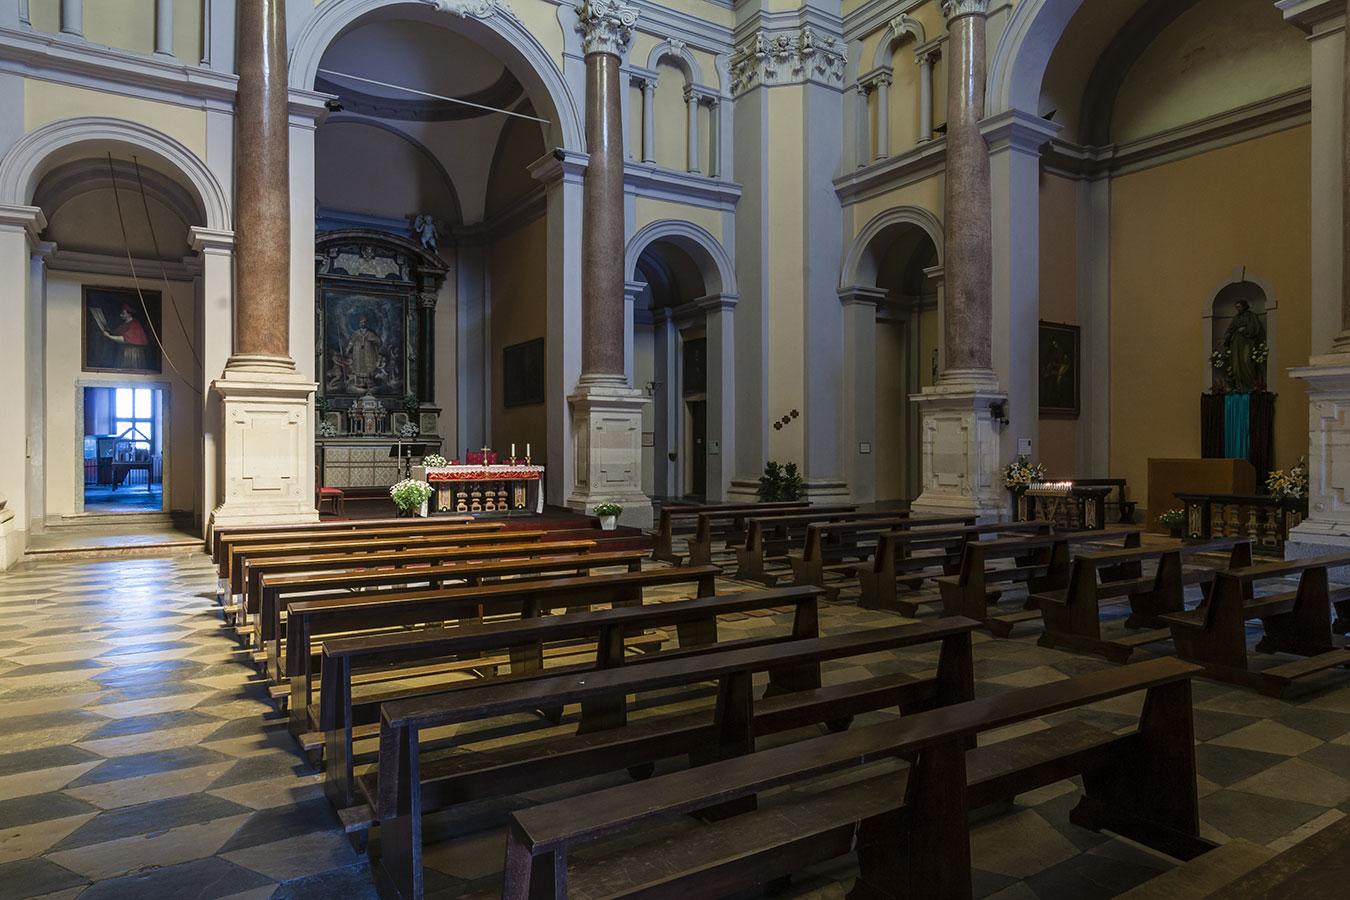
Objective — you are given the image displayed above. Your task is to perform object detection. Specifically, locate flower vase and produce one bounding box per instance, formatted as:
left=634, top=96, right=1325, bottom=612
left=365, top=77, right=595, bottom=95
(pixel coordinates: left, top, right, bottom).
left=1168, top=526, right=1182, bottom=539
left=600, top=515, right=617, bottom=531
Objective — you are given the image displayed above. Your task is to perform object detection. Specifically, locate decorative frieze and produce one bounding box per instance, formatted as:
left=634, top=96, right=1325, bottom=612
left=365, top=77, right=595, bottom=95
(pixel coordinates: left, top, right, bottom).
left=941, top=0, right=990, bottom=21
left=421, top=0, right=518, bottom=21
left=574, top=0, right=639, bottom=58
left=729, top=26, right=847, bottom=95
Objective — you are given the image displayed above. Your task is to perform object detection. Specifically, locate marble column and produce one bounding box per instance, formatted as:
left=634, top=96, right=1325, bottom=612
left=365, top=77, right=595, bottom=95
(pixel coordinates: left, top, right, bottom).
left=684, top=85, right=701, bottom=173
left=707, top=97, right=721, bottom=178
left=60, top=0, right=81, bottom=37
left=209, top=0, right=317, bottom=535
left=910, top=0, right=1004, bottom=519
left=855, top=82, right=870, bottom=167
left=568, top=0, right=651, bottom=527
left=918, top=49, right=939, bottom=143
left=874, top=74, right=891, bottom=160
left=154, top=0, right=174, bottom=58
left=641, top=79, right=656, bottom=164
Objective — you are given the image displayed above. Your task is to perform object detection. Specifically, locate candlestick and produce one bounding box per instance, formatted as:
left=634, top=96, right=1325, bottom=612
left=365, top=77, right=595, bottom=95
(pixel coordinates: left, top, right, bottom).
left=511, top=443, right=516, bottom=458
left=526, top=443, right=531, bottom=459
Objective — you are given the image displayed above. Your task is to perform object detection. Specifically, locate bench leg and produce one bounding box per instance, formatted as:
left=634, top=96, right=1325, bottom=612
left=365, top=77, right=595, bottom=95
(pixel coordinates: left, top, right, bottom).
left=850, top=808, right=907, bottom=900
left=374, top=728, right=424, bottom=900
left=902, top=739, right=971, bottom=900
left=502, top=821, right=564, bottom=900
left=1257, top=568, right=1335, bottom=657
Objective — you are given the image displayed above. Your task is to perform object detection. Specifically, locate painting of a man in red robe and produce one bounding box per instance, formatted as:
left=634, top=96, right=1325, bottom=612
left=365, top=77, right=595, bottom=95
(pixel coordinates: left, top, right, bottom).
left=83, top=287, right=162, bottom=374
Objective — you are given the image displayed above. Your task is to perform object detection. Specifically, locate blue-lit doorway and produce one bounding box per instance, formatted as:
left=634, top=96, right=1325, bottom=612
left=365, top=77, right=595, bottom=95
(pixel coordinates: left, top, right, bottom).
left=81, top=385, right=165, bottom=513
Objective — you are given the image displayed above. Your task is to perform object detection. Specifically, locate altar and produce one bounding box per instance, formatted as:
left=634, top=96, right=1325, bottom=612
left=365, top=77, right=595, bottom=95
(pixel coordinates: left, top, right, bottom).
left=415, top=464, right=545, bottom=516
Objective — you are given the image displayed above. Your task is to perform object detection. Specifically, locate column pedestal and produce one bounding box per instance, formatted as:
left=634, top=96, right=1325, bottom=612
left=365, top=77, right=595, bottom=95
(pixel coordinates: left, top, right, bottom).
left=911, top=370, right=1007, bottom=520
left=209, top=360, right=318, bottom=531
left=567, top=377, right=652, bottom=529
left=1285, top=357, right=1350, bottom=577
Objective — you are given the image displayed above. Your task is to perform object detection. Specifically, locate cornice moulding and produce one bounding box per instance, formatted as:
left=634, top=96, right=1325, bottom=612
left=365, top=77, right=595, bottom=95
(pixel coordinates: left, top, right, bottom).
left=47, top=248, right=200, bottom=280
left=833, top=137, right=946, bottom=205
left=729, top=26, right=848, bottom=95
left=623, top=163, right=742, bottom=211
left=980, top=108, right=1063, bottom=155
left=1276, top=0, right=1344, bottom=34
left=0, top=203, right=47, bottom=236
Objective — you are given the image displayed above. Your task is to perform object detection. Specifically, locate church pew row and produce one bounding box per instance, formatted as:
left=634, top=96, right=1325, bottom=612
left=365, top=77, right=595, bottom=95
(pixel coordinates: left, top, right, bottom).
left=209, top=515, right=476, bottom=565
left=1161, top=551, right=1350, bottom=697
left=283, top=565, right=723, bottom=732
left=249, top=539, right=601, bottom=658
left=733, top=511, right=972, bottom=585
left=501, top=657, right=1210, bottom=900
left=784, top=516, right=978, bottom=599
left=649, top=501, right=809, bottom=565
left=216, top=519, right=501, bottom=596
left=684, top=504, right=863, bottom=568
left=856, top=521, right=1053, bottom=614
left=254, top=547, right=641, bottom=679
left=317, top=585, right=824, bottom=809
left=936, top=530, right=1144, bottom=636
left=369, top=616, right=981, bottom=899
left=1033, top=537, right=1254, bottom=663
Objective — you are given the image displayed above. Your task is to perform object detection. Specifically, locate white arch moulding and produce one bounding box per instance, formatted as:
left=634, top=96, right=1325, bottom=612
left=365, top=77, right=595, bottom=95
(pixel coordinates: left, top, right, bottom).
left=646, top=39, right=704, bottom=84
left=987, top=0, right=1087, bottom=116
left=871, top=13, right=927, bottom=70
left=0, top=116, right=229, bottom=231
left=289, top=0, right=585, bottom=154
left=625, top=219, right=738, bottom=300
left=840, top=205, right=945, bottom=291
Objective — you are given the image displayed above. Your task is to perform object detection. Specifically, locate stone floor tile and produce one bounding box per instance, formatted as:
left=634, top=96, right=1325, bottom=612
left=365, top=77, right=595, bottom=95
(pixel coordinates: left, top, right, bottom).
left=1207, top=720, right=1324, bottom=756
left=52, top=793, right=255, bottom=852
left=63, top=761, right=237, bottom=810
left=0, top=812, right=98, bottom=864
left=222, top=828, right=361, bottom=882
left=1199, top=789, right=1327, bottom=845
left=0, top=858, right=88, bottom=900
left=46, top=813, right=253, bottom=880
left=969, top=809, right=1080, bottom=878
left=73, top=854, right=275, bottom=900
left=1230, top=756, right=1350, bottom=808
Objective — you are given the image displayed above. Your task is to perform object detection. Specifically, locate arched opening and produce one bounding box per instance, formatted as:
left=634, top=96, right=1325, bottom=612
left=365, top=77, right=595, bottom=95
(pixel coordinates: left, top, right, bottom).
left=308, top=4, right=562, bottom=496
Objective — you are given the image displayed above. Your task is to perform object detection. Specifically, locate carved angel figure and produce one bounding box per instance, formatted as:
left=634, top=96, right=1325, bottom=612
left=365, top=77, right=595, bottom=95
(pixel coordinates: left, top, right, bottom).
left=413, top=214, right=439, bottom=252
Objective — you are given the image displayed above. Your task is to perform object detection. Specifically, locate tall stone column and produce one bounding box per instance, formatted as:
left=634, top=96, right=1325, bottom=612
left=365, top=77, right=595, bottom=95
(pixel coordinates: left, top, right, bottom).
left=568, top=0, right=651, bottom=526
left=917, top=49, right=939, bottom=143
left=209, top=0, right=317, bottom=534
left=910, top=0, right=1005, bottom=518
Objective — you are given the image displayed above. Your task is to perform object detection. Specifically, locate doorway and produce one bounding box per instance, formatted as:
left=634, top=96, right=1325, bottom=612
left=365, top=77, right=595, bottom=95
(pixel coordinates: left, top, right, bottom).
left=81, top=385, right=165, bottom=513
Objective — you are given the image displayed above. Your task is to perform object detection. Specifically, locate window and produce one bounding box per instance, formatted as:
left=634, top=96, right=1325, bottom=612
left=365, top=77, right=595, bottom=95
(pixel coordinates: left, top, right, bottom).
left=114, top=388, right=155, bottom=447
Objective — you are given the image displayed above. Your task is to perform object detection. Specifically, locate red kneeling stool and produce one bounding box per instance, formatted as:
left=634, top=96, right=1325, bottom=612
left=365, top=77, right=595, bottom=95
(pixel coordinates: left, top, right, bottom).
left=316, top=467, right=344, bottom=516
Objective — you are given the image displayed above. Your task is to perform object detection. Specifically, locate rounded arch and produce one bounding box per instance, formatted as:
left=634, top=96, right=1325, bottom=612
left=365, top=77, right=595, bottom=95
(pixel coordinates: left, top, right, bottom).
left=646, top=40, right=703, bottom=84
left=321, top=115, right=465, bottom=224
left=0, top=116, right=229, bottom=230
left=841, top=206, right=944, bottom=290
left=872, top=14, right=927, bottom=70
left=988, top=0, right=1087, bottom=116
left=625, top=220, right=736, bottom=298
left=290, top=0, right=584, bottom=153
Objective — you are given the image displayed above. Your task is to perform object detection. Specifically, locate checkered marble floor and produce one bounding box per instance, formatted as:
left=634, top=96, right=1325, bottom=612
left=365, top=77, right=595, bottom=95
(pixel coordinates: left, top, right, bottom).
left=0, top=549, right=1347, bottom=900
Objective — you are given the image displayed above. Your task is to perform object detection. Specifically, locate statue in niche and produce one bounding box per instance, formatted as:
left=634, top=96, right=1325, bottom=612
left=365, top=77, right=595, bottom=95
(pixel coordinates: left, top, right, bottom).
left=413, top=215, right=439, bottom=253
left=1222, top=299, right=1265, bottom=392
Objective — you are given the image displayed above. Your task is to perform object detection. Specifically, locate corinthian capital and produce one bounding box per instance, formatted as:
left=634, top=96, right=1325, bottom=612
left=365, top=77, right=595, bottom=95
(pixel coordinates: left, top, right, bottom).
left=941, top=0, right=989, bottom=21
left=575, top=0, right=639, bottom=57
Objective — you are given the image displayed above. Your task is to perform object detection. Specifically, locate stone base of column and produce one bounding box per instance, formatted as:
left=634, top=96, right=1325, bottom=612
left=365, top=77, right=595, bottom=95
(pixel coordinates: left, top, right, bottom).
left=208, top=364, right=318, bottom=536
left=1285, top=355, right=1350, bottom=579
left=910, top=370, right=1007, bottom=520
left=567, top=375, right=653, bottom=529
left=0, top=497, right=20, bottom=571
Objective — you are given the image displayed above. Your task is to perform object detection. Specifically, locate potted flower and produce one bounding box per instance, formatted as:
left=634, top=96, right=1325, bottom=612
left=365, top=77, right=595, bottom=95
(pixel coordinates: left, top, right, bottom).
left=421, top=453, right=447, bottom=468
left=1266, top=458, right=1309, bottom=507
left=1157, top=508, right=1186, bottom=539
left=1002, top=454, right=1046, bottom=519
left=594, top=502, right=623, bottom=530
left=390, top=478, right=433, bottom=517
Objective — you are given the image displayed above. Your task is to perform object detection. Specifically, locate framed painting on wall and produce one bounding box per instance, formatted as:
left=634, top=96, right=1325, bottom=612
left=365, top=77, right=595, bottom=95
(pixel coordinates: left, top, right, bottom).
left=320, top=286, right=407, bottom=399
left=504, top=338, right=545, bottom=407
left=83, top=286, right=162, bottom=374
left=1038, top=320, right=1080, bottom=418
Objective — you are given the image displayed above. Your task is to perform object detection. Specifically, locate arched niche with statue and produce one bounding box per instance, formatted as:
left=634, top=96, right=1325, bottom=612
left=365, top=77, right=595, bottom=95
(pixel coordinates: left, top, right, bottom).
left=1201, top=274, right=1276, bottom=485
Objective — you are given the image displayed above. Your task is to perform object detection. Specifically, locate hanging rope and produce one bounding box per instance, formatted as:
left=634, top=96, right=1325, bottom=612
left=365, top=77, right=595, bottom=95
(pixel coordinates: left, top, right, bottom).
left=105, top=153, right=202, bottom=396
left=318, top=68, right=551, bottom=124
left=131, top=155, right=204, bottom=373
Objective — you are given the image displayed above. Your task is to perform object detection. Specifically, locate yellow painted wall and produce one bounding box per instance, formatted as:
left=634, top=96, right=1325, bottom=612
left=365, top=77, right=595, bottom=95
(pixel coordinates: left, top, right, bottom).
left=44, top=272, right=200, bottom=518
left=1110, top=125, right=1311, bottom=504
left=633, top=199, right=721, bottom=243
left=28, top=0, right=201, bottom=62
left=511, top=0, right=565, bottom=73
left=489, top=217, right=548, bottom=462
left=653, top=60, right=688, bottom=171
left=24, top=81, right=208, bottom=161
left=766, top=87, right=805, bottom=464
left=849, top=175, right=943, bottom=246
left=1039, top=172, right=1078, bottom=477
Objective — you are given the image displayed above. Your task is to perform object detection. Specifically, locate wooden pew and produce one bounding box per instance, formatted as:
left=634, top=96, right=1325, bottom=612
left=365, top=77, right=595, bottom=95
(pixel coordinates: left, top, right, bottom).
left=785, top=515, right=979, bottom=598
left=937, top=529, right=1143, bottom=636
left=1160, top=552, right=1350, bottom=696
left=1197, top=814, right=1350, bottom=898
left=649, top=501, right=808, bottom=564
left=210, top=515, right=474, bottom=564
left=734, top=510, right=957, bottom=585
left=255, top=546, right=633, bottom=678
left=856, top=521, right=1051, bottom=614
left=1035, top=538, right=1254, bottom=663
left=371, top=616, right=980, bottom=900
left=285, top=566, right=723, bottom=733
left=217, top=520, right=500, bottom=591
left=501, top=657, right=1209, bottom=900
left=318, top=586, right=824, bottom=808
left=685, top=504, right=862, bottom=568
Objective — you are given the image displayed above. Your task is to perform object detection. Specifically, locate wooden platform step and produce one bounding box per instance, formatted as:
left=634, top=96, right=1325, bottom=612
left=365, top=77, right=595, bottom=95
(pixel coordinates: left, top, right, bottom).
left=1114, top=628, right=1171, bottom=648
left=987, top=609, right=1042, bottom=638
left=1263, top=648, right=1350, bottom=681
left=1115, top=839, right=1275, bottom=900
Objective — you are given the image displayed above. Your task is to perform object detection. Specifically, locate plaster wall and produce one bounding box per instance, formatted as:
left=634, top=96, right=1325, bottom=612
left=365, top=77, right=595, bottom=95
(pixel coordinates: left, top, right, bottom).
left=653, top=60, right=689, bottom=171
left=850, top=175, right=943, bottom=240
left=23, top=81, right=208, bottom=162
left=488, top=216, right=547, bottom=463
left=875, top=317, right=907, bottom=499
left=1109, top=125, right=1311, bottom=509
left=1038, top=170, right=1077, bottom=477
left=28, top=0, right=203, bottom=62
left=765, top=86, right=805, bottom=465
left=42, top=271, right=200, bottom=520
left=632, top=198, right=721, bottom=241
left=634, top=321, right=655, bottom=495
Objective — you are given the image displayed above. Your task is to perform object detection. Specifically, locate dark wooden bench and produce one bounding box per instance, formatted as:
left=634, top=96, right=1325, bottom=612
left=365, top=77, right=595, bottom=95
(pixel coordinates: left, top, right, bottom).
left=649, top=502, right=808, bottom=564
left=371, top=615, right=980, bottom=900
left=210, top=515, right=474, bottom=564
left=1198, top=813, right=1350, bottom=898
left=1073, top=477, right=1135, bottom=523
left=256, top=546, right=636, bottom=678
left=856, top=521, right=1051, bottom=614
left=1035, top=538, right=1254, bottom=663
left=685, top=504, right=862, bottom=568
left=500, top=656, right=1209, bottom=900
left=1160, top=552, right=1350, bottom=696
left=285, top=566, right=723, bottom=734
left=318, top=585, right=824, bottom=808
left=734, top=510, right=955, bottom=585
left=937, top=529, right=1143, bottom=636
left=785, top=515, right=979, bottom=599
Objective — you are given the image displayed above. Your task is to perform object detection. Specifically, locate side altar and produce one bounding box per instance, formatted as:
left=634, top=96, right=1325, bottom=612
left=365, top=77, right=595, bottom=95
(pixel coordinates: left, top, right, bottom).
left=414, top=464, right=545, bottom=517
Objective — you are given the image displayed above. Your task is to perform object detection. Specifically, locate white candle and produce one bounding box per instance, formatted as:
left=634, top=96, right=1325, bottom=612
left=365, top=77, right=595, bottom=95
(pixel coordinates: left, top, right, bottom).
left=526, top=443, right=531, bottom=458
left=511, top=443, right=516, bottom=458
